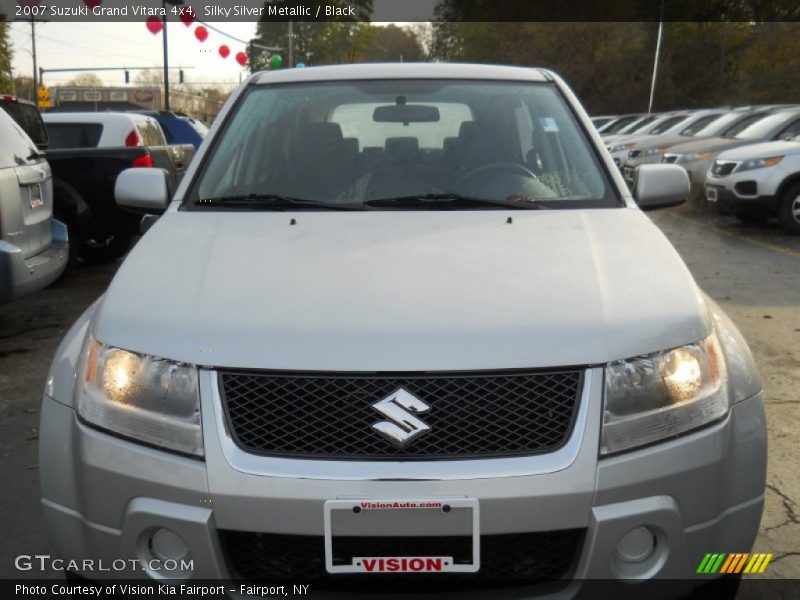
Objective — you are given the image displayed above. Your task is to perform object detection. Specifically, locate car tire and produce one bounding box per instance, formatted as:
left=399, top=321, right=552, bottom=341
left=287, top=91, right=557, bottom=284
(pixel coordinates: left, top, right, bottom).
left=777, top=183, right=800, bottom=235
left=79, top=234, right=133, bottom=264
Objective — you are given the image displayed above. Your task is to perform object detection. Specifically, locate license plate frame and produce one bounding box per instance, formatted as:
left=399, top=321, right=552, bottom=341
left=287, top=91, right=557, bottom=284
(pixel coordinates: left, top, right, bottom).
left=28, top=183, right=43, bottom=209
left=323, top=498, right=480, bottom=574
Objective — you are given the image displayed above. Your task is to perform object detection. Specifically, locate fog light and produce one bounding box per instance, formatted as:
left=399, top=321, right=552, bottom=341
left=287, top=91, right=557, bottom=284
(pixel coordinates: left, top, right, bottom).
left=614, top=526, right=656, bottom=564
left=149, top=528, right=190, bottom=561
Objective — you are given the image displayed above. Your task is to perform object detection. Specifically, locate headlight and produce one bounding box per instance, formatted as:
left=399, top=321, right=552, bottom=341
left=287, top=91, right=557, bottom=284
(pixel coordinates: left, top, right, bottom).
left=643, top=147, right=669, bottom=157
left=677, top=151, right=713, bottom=163
left=601, top=332, right=728, bottom=455
left=76, top=336, right=203, bottom=457
left=735, top=156, right=783, bottom=173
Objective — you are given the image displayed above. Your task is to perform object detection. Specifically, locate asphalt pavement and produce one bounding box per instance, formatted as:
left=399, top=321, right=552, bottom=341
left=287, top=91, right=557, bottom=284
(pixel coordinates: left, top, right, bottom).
left=0, top=205, right=797, bottom=586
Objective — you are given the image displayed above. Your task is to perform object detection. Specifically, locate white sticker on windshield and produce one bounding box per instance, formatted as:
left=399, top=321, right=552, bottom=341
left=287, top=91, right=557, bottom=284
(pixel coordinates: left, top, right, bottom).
left=540, top=117, right=559, bottom=132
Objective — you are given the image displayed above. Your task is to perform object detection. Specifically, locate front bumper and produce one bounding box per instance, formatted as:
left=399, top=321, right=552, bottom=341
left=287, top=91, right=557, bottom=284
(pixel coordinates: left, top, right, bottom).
left=0, top=219, right=68, bottom=303
left=39, top=367, right=767, bottom=598
left=704, top=166, right=787, bottom=216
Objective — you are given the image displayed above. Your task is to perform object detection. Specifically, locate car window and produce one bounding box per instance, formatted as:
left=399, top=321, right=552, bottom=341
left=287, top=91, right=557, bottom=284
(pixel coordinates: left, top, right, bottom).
left=690, top=112, right=744, bottom=137
left=0, top=107, right=40, bottom=166
left=733, top=113, right=796, bottom=140
left=45, top=123, right=104, bottom=149
left=777, top=118, right=800, bottom=140
left=136, top=119, right=166, bottom=146
left=681, top=114, right=722, bottom=136
left=599, top=115, right=638, bottom=134
left=192, top=79, right=616, bottom=208
left=648, top=115, right=688, bottom=135
left=0, top=100, right=48, bottom=146
left=619, top=115, right=657, bottom=134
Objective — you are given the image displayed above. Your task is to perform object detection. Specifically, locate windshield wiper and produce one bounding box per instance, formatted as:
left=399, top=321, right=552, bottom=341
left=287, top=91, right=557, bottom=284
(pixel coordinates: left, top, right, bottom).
left=363, top=193, right=551, bottom=210
left=198, top=194, right=371, bottom=211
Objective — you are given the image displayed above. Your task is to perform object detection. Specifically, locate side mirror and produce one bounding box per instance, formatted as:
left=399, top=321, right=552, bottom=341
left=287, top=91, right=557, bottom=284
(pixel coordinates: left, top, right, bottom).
left=115, top=168, right=169, bottom=213
left=633, top=164, right=690, bottom=211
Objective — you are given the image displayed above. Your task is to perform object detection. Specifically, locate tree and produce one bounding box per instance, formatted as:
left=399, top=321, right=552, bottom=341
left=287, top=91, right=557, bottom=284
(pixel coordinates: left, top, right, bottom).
left=13, top=76, right=35, bottom=101
left=361, top=25, right=425, bottom=62
left=0, top=21, right=13, bottom=94
left=250, top=0, right=373, bottom=69
left=65, top=73, right=104, bottom=87
left=134, top=70, right=163, bottom=86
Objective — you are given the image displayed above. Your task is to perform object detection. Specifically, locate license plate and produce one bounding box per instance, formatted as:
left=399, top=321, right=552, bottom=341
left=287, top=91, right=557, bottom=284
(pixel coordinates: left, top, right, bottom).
left=324, top=498, right=480, bottom=574
left=29, top=183, right=43, bottom=208
left=706, top=187, right=718, bottom=202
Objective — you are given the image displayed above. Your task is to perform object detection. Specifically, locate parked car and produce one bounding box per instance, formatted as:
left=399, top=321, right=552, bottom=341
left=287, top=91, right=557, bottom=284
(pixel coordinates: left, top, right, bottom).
left=705, top=133, right=800, bottom=232
left=619, top=110, right=729, bottom=186
left=130, top=110, right=206, bottom=150
left=596, top=113, right=644, bottom=135
left=0, top=98, right=68, bottom=303
left=662, top=108, right=800, bottom=199
left=606, top=112, right=691, bottom=166
left=590, top=115, right=616, bottom=130
left=39, top=110, right=196, bottom=263
left=601, top=113, right=661, bottom=144
left=41, top=64, right=765, bottom=596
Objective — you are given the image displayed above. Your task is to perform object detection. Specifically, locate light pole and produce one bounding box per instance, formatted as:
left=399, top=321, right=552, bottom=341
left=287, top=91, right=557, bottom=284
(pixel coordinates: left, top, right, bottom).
left=162, top=0, right=184, bottom=111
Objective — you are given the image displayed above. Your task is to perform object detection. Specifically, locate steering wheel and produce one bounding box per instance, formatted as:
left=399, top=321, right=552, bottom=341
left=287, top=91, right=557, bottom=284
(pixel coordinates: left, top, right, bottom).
left=454, top=162, right=538, bottom=191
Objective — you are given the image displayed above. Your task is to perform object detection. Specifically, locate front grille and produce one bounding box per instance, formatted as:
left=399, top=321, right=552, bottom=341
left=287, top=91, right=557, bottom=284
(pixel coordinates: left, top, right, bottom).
left=711, top=161, right=736, bottom=176
left=219, top=369, right=583, bottom=459
left=220, top=530, right=584, bottom=590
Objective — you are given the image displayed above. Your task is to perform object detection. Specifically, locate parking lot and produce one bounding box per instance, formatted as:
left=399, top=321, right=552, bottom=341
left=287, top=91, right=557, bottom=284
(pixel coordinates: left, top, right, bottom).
left=0, top=204, right=797, bottom=581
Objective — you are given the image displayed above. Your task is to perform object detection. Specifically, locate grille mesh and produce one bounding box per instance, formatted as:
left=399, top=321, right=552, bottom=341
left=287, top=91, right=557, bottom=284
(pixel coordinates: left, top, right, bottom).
left=219, top=369, right=583, bottom=459
left=220, top=530, right=584, bottom=590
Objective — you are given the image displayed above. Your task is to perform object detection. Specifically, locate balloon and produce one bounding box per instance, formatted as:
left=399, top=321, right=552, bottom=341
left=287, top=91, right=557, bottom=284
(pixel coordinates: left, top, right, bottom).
left=235, top=52, right=248, bottom=66
left=179, top=7, right=195, bottom=26
left=145, top=17, right=163, bottom=35
left=194, top=26, right=208, bottom=42
left=218, top=45, right=230, bottom=59
left=82, top=0, right=103, bottom=8
left=269, top=55, right=283, bottom=69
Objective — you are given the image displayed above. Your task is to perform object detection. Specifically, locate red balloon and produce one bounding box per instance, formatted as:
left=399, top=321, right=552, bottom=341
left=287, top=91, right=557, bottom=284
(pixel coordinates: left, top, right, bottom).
left=179, top=7, right=195, bottom=26
left=194, top=26, right=208, bottom=43
left=83, top=0, right=103, bottom=8
left=218, top=45, right=230, bottom=59
left=235, top=52, right=248, bottom=66
left=145, top=17, right=163, bottom=35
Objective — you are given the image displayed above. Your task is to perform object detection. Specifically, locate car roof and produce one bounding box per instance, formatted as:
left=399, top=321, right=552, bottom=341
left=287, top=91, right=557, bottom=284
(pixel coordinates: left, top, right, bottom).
left=42, top=111, right=157, bottom=124
left=252, top=63, right=550, bottom=85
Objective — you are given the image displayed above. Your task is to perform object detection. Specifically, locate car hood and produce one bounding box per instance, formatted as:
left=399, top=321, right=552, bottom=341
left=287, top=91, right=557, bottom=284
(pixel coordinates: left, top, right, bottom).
left=666, top=136, right=754, bottom=156
left=93, top=209, right=710, bottom=371
left=716, top=139, right=800, bottom=161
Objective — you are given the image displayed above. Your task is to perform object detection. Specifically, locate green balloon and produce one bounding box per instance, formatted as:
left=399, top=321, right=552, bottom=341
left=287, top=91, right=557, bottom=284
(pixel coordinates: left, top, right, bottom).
left=269, top=55, right=283, bottom=69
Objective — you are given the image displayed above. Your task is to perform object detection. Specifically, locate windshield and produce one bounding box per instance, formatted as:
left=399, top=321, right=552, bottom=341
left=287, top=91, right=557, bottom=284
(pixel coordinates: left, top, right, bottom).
left=191, top=79, right=616, bottom=209
left=618, top=115, right=658, bottom=135
left=690, top=112, right=744, bottom=137
left=599, top=115, right=639, bottom=134
left=732, top=112, right=797, bottom=140
left=648, top=115, right=689, bottom=135
left=681, top=114, right=723, bottom=136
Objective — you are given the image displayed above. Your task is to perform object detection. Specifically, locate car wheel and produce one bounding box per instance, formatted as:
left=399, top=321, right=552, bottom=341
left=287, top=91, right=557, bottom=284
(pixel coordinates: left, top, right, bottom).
left=777, top=183, right=800, bottom=235
left=79, top=234, right=133, bottom=264
left=734, top=212, right=767, bottom=225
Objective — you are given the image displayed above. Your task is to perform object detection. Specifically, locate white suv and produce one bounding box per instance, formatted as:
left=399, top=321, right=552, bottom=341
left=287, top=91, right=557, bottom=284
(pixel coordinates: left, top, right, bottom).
left=40, top=64, right=765, bottom=596
left=704, top=134, right=800, bottom=233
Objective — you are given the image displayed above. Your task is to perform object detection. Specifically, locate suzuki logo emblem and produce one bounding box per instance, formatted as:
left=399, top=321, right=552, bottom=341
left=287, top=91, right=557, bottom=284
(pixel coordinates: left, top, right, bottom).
left=371, top=388, right=431, bottom=447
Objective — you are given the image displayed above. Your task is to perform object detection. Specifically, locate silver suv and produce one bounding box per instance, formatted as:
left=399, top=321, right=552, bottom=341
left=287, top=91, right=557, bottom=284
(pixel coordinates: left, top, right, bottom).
left=0, top=99, right=68, bottom=303
left=40, top=64, right=765, bottom=596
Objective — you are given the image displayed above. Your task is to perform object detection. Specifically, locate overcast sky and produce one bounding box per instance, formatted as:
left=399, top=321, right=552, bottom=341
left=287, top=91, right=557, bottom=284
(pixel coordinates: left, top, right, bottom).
left=10, top=21, right=271, bottom=90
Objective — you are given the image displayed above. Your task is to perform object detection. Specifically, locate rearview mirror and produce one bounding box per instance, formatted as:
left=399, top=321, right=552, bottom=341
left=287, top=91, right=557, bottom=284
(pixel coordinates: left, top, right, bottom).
left=633, top=164, right=690, bottom=211
left=374, top=104, right=440, bottom=123
left=114, top=168, right=169, bottom=213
